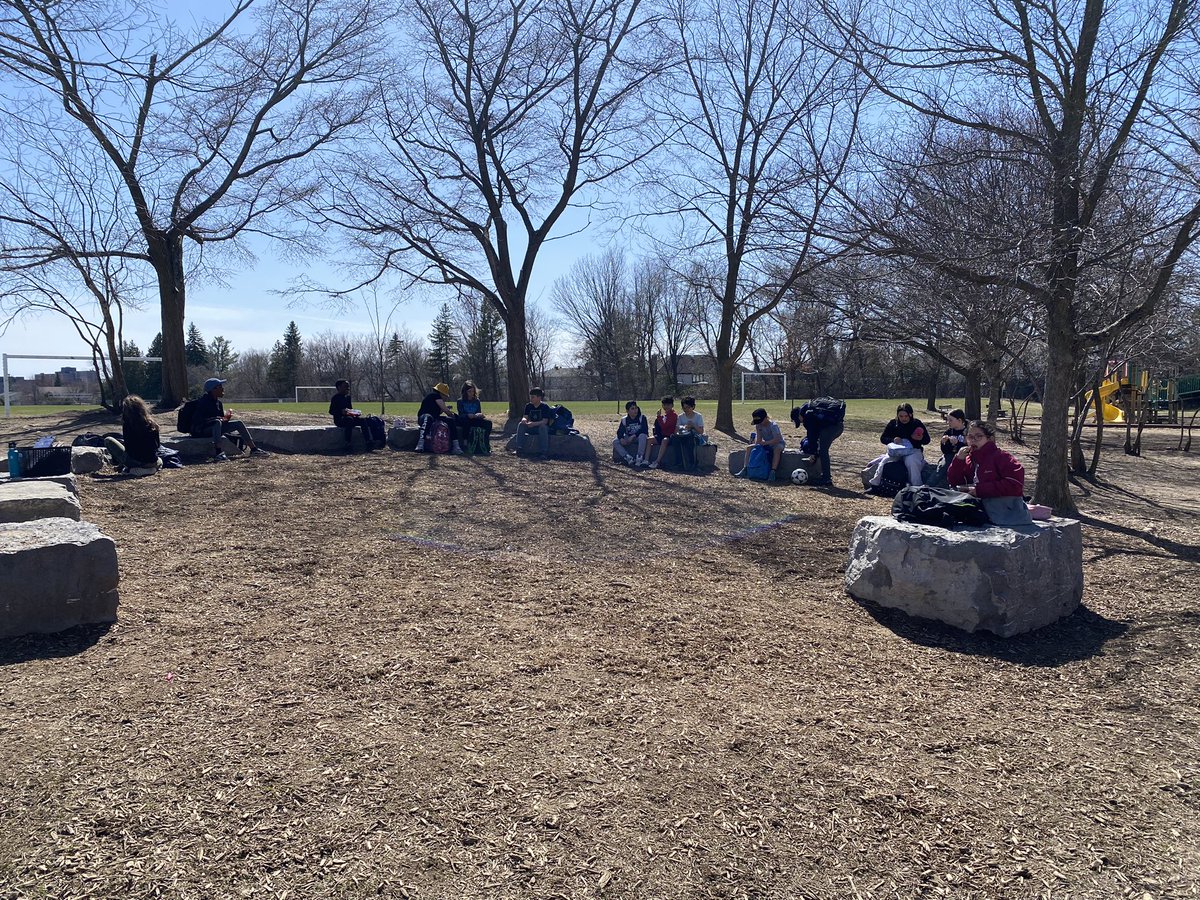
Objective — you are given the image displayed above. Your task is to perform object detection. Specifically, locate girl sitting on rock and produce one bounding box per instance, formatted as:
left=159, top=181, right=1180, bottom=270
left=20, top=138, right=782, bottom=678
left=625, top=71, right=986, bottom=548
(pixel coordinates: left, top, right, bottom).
left=105, top=394, right=161, bottom=474
left=947, top=419, right=1032, bottom=525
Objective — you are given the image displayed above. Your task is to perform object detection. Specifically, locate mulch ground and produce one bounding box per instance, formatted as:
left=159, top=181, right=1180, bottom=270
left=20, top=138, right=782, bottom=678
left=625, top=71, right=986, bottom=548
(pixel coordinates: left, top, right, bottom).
left=1, top=410, right=1198, bottom=899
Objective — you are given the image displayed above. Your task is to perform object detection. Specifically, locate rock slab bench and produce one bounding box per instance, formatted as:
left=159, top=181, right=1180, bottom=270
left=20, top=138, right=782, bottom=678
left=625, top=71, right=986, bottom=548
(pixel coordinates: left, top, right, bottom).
left=0, top=517, right=119, bottom=638
left=504, top=432, right=597, bottom=461
left=160, top=431, right=246, bottom=459
left=844, top=515, right=1084, bottom=637
left=727, top=448, right=821, bottom=482
left=611, top=442, right=717, bottom=471
left=387, top=426, right=421, bottom=451
left=0, top=480, right=82, bottom=523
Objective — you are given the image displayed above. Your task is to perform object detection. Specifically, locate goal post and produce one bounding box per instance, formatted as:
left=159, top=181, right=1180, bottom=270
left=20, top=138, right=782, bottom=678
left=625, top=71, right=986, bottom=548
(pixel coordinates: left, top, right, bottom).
left=740, top=372, right=787, bottom=403
left=295, top=385, right=337, bottom=403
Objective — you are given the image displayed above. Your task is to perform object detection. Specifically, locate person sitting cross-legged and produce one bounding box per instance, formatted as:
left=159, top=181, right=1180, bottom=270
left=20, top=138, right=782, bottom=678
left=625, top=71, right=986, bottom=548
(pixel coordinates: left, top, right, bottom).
left=329, top=379, right=375, bottom=453
left=104, top=394, right=161, bottom=474
left=191, top=378, right=270, bottom=462
left=513, top=387, right=554, bottom=460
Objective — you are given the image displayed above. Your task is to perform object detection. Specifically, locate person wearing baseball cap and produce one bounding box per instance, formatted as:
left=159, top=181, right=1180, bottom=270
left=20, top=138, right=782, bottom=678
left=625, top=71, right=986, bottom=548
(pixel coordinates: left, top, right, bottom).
left=192, top=377, right=270, bottom=462
left=415, top=382, right=463, bottom=454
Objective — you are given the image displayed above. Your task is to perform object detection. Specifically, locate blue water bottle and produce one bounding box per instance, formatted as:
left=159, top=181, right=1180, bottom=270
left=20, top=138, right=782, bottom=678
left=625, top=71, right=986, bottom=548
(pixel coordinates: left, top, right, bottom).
left=7, top=441, right=20, bottom=480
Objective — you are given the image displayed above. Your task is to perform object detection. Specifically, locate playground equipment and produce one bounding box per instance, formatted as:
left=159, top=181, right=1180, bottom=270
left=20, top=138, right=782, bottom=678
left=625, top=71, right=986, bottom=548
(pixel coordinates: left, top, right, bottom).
left=1088, top=365, right=1191, bottom=425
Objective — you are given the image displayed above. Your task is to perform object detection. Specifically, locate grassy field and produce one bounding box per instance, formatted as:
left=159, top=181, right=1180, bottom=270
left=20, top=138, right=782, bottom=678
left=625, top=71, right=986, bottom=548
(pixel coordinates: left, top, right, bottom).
left=2, top=397, right=1041, bottom=425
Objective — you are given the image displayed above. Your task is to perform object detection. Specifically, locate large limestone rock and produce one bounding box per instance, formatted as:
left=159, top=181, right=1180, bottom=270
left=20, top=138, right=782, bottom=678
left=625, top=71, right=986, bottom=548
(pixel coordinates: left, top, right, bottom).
left=160, top=431, right=242, bottom=459
left=844, top=515, right=1084, bottom=637
left=727, top=447, right=820, bottom=482
left=611, top=441, right=718, bottom=471
left=0, top=517, right=119, bottom=638
left=504, top=431, right=598, bottom=461
left=388, top=426, right=421, bottom=451
left=246, top=425, right=358, bottom=453
left=0, top=480, right=82, bottom=523
left=70, top=445, right=107, bottom=474
left=0, top=473, right=78, bottom=495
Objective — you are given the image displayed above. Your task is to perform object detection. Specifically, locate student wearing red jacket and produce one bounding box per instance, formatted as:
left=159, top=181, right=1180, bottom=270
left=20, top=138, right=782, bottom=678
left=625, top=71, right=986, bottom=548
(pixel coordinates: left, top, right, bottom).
left=947, top=420, right=1025, bottom=498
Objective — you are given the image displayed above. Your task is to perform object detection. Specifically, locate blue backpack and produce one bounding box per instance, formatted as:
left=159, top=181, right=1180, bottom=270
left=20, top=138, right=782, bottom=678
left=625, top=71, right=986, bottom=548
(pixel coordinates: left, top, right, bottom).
left=745, top=445, right=771, bottom=480
left=549, top=405, right=575, bottom=433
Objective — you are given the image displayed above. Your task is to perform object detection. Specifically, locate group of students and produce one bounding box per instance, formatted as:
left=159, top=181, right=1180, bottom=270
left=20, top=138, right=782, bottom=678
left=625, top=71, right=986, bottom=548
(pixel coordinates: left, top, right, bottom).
left=865, top=403, right=1029, bottom=520
left=614, top=396, right=707, bottom=470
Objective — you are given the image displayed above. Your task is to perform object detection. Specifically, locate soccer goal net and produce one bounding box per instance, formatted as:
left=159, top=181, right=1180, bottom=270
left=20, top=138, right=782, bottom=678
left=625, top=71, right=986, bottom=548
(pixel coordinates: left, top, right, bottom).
left=740, top=372, right=788, bottom=402
left=295, top=385, right=337, bottom=403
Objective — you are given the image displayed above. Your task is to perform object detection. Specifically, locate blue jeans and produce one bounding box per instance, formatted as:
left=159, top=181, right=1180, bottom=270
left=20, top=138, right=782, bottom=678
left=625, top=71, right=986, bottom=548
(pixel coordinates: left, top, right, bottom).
left=813, top=421, right=844, bottom=480
left=204, top=418, right=253, bottom=451
left=516, top=421, right=549, bottom=455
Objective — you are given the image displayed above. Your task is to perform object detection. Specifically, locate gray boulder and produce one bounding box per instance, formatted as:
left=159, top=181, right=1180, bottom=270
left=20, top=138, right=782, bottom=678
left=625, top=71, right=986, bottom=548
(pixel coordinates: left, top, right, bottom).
left=844, top=515, right=1084, bottom=637
left=388, top=426, right=421, bottom=451
left=160, top=431, right=241, bottom=459
left=71, top=445, right=107, bottom=474
left=504, top=431, right=597, bottom=461
left=0, top=480, right=82, bottom=523
left=0, top=473, right=78, bottom=495
left=611, top=442, right=717, bottom=471
left=0, top=517, right=119, bottom=638
left=727, top=447, right=820, bottom=482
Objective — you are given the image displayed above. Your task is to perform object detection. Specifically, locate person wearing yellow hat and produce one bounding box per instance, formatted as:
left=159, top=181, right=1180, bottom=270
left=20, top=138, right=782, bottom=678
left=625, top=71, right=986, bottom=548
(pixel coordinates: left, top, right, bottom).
left=415, top=382, right=463, bottom=454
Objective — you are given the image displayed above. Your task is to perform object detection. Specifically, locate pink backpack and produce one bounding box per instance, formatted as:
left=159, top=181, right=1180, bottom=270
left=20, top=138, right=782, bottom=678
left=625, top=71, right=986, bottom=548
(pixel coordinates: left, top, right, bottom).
left=430, top=419, right=451, bottom=454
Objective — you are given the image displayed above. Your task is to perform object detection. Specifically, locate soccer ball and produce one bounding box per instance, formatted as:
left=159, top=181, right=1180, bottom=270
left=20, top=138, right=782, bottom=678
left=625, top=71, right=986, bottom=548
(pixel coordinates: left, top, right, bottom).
left=791, top=467, right=809, bottom=485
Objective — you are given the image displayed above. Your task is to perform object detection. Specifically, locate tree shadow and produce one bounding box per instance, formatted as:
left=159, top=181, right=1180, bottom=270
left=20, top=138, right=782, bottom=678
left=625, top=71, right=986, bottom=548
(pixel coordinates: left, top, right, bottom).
left=1076, top=512, right=1199, bottom=560
left=852, top=599, right=1127, bottom=667
left=0, top=622, right=113, bottom=667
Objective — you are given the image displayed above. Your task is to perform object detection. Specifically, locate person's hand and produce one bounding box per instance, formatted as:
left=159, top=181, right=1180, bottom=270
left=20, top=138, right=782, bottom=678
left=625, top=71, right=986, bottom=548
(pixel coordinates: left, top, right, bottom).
left=965, top=485, right=977, bottom=497
left=955, top=446, right=969, bottom=460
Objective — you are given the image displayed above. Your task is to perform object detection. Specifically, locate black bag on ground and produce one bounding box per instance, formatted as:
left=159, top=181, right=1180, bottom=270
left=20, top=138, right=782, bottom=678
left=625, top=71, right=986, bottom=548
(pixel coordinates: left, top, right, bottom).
left=366, top=415, right=386, bottom=444
left=892, top=486, right=988, bottom=529
left=72, top=433, right=105, bottom=447
left=869, top=458, right=909, bottom=496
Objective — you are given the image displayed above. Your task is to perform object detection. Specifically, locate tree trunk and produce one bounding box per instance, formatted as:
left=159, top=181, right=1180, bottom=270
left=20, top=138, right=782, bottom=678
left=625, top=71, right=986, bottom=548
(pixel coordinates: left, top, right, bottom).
left=1034, top=328, right=1078, bottom=514
left=503, top=305, right=530, bottom=429
left=1088, top=372, right=1104, bottom=475
left=925, top=363, right=940, bottom=412
left=150, top=232, right=188, bottom=409
left=963, top=369, right=982, bottom=421
left=985, top=367, right=1003, bottom=424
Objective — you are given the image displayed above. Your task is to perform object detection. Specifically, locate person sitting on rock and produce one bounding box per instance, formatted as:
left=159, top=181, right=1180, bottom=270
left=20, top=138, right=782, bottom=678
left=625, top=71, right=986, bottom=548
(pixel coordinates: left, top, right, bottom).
left=613, top=400, right=649, bottom=466
left=927, top=408, right=967, bottom=487
left=736, top=407, right=785, bottom=481
left=192, top=378, right=270, bottom=462
left=868, top=402, right=929, bottom=488
left=674, top=396, right=706, bottom=472
left=329, top=379, right=374, bottom=453
left=416, top=382, right=462, bottom=454
left=104, top=394, right=161, bottom=474
left=646, top=396, right=678, bottom=470
left=456, top=381, right=493, bottom=454
left=947, top=419, right=1032, bottom=525
left=513, top=387, right=554, bottom=460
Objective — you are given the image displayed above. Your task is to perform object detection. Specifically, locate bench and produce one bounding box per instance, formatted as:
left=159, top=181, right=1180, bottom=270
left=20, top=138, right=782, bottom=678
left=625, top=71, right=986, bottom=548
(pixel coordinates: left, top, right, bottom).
left=611, top=440, right=718, bottom=471
left=844, top=515, right=1084, bottom=637
left=726, top=447, right=821, bottom=483
left=504, top=431, right=598, bottom=461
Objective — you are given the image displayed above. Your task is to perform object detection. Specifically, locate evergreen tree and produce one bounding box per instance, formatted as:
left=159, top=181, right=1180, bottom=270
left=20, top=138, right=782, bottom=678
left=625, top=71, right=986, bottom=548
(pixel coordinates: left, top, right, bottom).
left=267, top=321, right=303, bottom=397
left=427, top=303, right=457, bottom=385
left=209, top=336, right=239, bottom=374
left=121, top=340, right=146, bottom=396
left=185, top=322, right=210, bottom=367
left=145, top=333, right=163, bottom=399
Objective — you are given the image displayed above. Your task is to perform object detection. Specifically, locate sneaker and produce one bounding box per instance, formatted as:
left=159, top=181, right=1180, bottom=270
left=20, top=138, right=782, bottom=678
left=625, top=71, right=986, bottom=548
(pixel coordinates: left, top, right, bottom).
left=648, top=460, right=659, bottom=470
left=733, top=468, right=747, bottom=478
left=249, top=448, right=271, bottom=458
left=452, top=442, right=465, bottom=456
left=212, top=452, right=229, bottom=463
left=635, top=457, right=647, bottom=467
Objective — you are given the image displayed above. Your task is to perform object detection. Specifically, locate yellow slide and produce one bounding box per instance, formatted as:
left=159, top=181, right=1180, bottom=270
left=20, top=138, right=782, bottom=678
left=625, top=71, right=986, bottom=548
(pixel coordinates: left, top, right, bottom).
left=1088, top=379, right=1124, bottom=424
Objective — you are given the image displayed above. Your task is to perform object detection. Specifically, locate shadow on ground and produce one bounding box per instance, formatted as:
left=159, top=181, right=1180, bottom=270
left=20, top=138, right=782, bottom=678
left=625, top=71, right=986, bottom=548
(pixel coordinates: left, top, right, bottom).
left=854, top=600, right=1128, bottom=667
left=0, top=622, right=113, bottom=667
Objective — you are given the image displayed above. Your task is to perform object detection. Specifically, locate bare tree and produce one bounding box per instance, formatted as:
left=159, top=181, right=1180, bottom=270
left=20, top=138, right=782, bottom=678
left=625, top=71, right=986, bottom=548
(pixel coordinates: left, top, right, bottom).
left=318, top=0, right=665, bottom=422
left=828, top=0, right=1200, bottom=512
left=648, top=0, right=866, bottom=432
left=0, top=0, right=379, bottom=407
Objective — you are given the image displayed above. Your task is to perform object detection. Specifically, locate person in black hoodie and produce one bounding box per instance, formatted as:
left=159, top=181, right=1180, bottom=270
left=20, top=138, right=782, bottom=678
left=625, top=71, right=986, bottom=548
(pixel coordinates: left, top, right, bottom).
left=329, top=379, right=374, bottom=453
left=103, top=394, right=161, bottom=473
left=192, top=378, right=270, bottom=461
left=871, top=402, right=930, bottom=486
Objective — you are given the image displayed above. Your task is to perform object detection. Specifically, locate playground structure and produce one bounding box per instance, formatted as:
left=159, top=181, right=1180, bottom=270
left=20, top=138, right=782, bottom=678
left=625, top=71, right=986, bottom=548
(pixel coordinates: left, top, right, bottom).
left=1086, top=364, right=1199, bottom=425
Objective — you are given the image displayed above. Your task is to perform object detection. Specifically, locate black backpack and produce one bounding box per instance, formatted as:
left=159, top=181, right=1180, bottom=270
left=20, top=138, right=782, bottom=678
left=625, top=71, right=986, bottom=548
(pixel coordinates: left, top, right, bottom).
left=792, top=397, right=846, bottom=428
left=176, top=398, right=199, bottom=435
left=892, top=486, right=987, bottom=529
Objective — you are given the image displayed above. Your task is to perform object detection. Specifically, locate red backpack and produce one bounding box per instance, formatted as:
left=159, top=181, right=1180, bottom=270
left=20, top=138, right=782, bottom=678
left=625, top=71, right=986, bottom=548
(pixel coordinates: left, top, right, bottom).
left=430, top=419, right=451, bottom=454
